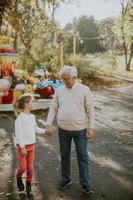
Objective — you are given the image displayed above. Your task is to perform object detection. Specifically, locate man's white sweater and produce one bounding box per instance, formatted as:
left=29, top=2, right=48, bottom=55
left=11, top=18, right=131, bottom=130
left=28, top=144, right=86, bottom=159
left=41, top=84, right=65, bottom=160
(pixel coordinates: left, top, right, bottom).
left=47, top=83, right=95, bottom=131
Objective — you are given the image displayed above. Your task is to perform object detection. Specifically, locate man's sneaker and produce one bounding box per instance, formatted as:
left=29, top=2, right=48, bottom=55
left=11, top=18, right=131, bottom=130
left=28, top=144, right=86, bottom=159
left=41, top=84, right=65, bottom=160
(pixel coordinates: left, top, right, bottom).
left=17, top=177, right=24, bottom=191
left=57, top=180, right=72, bottom=189
left=82, top=185, right=94, bottom=194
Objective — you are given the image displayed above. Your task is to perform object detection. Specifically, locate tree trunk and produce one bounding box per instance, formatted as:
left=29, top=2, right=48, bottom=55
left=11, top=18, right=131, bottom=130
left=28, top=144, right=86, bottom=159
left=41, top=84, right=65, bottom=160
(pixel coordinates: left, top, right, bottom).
left=0, top=0, right=8, bottom=26
left=13, top=31, right=17, bottom=52
left=121, top=21, right=127, bottom=65
left=120, top=0, right=131, bottom=71
left=126, top=44, right=133, bottom=71
left=126, top=63, right=130, bottom=71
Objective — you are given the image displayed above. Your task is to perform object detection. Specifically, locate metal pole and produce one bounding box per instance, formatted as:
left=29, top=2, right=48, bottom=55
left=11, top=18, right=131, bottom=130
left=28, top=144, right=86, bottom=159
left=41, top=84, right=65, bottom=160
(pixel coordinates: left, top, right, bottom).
left=73, top=32, right=76, bottom=66
left=60, top=41, right=64, bottom=67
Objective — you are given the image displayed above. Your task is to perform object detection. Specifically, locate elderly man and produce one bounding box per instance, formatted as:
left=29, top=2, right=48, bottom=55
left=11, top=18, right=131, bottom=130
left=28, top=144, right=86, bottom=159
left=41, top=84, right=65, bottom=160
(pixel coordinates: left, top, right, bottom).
left=46, top=65, right=95, bottom=194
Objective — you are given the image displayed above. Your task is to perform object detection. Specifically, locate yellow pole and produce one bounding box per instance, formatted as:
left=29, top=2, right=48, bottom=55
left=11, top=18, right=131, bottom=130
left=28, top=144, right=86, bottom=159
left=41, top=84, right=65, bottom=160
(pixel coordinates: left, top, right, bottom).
left=60, top=41, right=64, bottom=67
left=73, top=32, right=76, bottom=66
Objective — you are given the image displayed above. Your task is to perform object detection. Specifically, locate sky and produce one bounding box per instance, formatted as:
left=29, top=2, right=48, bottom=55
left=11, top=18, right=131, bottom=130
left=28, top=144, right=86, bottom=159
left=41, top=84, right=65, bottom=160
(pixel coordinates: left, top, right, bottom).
left=55, top=0, right=121, bottom=27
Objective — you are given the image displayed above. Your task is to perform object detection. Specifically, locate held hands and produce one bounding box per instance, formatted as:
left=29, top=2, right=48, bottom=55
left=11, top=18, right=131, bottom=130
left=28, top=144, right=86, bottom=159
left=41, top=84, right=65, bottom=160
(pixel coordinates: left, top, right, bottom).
left=21, top=147, right=27, bottom=155
left=45, top=125, right=54, bottom=136
left=86, top=128, right=95, bottom=140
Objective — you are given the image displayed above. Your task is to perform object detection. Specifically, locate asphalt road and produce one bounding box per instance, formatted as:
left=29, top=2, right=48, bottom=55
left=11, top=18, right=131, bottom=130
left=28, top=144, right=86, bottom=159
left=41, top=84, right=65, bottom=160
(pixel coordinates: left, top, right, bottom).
left=0, top=84, right=133, bottom=200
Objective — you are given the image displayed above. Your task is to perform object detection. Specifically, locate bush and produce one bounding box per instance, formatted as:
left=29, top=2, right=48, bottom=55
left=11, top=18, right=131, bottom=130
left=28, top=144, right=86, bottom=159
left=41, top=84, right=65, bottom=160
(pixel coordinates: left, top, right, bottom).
left=67, top=59, right=97, bottom=80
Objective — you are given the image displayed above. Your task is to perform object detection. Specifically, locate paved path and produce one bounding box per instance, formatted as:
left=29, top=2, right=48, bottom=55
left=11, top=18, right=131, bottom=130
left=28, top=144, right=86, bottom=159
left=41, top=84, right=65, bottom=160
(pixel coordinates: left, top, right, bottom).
left=0, top=84, right=133, bottom=200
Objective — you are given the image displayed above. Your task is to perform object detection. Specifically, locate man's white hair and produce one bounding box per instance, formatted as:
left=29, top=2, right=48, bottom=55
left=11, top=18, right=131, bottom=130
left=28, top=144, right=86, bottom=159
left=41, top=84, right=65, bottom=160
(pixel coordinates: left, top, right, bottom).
left=59, top=65, right=77, bottom=78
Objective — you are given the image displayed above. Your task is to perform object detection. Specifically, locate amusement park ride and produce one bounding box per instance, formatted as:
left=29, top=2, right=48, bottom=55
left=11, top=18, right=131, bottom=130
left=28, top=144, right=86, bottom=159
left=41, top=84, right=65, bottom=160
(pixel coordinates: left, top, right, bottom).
left=0, top=36, right=62, bottom=112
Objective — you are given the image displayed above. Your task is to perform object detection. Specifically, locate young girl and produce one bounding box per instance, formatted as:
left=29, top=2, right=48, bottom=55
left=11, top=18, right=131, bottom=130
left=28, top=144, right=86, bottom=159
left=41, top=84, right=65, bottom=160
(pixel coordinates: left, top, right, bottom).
left=15, top=93, right=45, bottom=198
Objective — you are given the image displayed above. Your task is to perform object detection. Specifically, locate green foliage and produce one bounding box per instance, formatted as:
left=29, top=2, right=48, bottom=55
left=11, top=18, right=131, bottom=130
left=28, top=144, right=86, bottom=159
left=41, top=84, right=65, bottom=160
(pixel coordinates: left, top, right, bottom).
left=116, top=0, right=133, bottom=71
left=77, top=16, right=100, bottom=53
left=0, top=0, right=11, bottom=27
left=45, top=53, right=60, bottom=75
left=2, top=0, right=133, bottom=73
left=116, top=2, right=133, bottom=46
left=99, top=17, right=122, bottom=52
left=64, top=15, right=105, bottom=55
left=2, top=0, right=60, bottom=71
left=70, top=60, right=96, bottom=79
left=0, top=0, right=77, bottom=72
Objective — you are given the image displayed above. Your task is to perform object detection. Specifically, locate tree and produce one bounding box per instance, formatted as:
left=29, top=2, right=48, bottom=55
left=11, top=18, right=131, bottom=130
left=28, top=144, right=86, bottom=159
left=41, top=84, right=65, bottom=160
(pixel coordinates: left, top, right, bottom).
left=99, top=17, right=121, bottom=52
left=119, top=0, right=133, bottom=71
left=42, top=0, right=75, bottom=22
left=1, top=0, right=76, bottom=71
left=0, top=0, right=11, bottom=27
left=2, top=0, right=59, bottom=70
left=64, top=15, right=104, bottom=55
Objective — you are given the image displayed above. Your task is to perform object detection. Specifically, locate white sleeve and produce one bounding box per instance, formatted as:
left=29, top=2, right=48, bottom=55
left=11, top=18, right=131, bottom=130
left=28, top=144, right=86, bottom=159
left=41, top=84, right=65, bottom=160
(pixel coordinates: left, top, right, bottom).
left=35, top=117, right=45, bottom=134
left=46, top=90, right=58, bottom=125
left=84, top=88, right=95, bottom=129
left=15, top=117, right=25, bottom=148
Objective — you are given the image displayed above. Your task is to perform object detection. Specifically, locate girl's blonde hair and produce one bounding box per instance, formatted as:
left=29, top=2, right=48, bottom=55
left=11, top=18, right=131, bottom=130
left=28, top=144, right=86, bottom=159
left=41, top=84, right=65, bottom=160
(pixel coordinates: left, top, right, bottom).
left=17, top=93, right=32, bottom=110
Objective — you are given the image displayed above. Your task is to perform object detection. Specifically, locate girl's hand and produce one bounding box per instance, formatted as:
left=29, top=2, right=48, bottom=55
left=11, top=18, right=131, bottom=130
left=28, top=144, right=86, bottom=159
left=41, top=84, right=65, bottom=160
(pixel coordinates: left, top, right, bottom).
left=21, top=147, right=27, bottom=155
left=45, top=125, right=53, bottom=136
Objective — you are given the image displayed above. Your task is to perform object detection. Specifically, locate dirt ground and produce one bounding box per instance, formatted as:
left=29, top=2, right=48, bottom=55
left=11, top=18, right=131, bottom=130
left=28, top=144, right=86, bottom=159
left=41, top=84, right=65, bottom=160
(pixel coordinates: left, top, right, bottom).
left=0, top=83, right=133, bottom=200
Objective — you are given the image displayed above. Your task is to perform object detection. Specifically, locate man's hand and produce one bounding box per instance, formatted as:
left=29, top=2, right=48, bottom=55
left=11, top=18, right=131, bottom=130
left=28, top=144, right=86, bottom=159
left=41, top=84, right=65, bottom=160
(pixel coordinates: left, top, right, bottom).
left=86, top=128, right=95, bottom=139
left=45, top=125, right=54, bottom=136
left=21, top=147, right=27, bottom=155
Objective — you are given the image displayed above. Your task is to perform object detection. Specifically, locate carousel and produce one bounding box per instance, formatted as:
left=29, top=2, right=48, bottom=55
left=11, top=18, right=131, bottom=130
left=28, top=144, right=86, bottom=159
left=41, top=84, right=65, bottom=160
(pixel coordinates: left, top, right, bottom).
left=0, top=36, right=62, bottom=112
left=0, top=35, right=18, bottom=111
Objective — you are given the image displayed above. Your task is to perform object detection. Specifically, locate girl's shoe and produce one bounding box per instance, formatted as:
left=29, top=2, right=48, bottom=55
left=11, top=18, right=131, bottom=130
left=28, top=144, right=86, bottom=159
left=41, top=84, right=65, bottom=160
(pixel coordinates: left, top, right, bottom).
left=26, top=181, right=33, bottom=199
left=17, top=177, right=24, bottom=191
